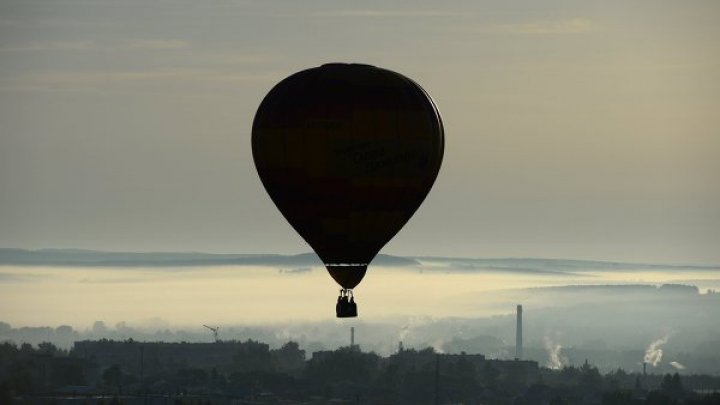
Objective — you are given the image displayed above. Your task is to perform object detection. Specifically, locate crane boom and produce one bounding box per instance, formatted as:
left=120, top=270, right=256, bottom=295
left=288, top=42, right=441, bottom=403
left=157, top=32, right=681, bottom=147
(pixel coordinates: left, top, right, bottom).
left=203, top=324, right=220, bottom=342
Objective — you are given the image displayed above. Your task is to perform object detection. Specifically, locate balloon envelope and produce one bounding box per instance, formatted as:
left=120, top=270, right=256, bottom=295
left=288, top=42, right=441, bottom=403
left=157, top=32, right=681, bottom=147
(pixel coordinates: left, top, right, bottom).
left=252, top=63, right=444, bottom=289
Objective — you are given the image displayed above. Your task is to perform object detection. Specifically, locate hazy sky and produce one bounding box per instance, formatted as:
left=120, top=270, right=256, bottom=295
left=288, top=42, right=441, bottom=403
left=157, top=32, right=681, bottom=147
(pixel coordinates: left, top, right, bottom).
left=1, top=0, right=718, bottom=264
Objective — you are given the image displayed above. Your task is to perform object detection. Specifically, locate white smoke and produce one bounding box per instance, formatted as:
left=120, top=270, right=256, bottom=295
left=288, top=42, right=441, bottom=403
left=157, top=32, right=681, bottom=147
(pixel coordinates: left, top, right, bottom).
left=544, top=337, right=567, bottom=370
left=432, top=339, right=445, bottom=354
left=399, top=325, right=410, bottom=342
left=644, top=336, right=669, bottom=367
left=397, top=316, right=432, bottom=345
left=669, top=361, right=686, bottom=370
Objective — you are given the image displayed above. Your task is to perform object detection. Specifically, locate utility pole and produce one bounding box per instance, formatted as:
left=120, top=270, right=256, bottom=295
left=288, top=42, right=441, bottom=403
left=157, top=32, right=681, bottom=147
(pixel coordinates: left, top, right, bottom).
left=435, top=353, right=440, bottom=405
left=139, top=345, right=144, bottom=382
left=140, top=345, right=146, bottom=405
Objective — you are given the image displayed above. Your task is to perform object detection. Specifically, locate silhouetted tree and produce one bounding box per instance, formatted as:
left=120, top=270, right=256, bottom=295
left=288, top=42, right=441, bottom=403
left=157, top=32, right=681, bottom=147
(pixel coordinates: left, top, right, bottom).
left=658, top=372, right=684, bottom=402
left=37, top=342, right=59, bottom=356
left=272, top=341, right=305, bottom=374
left=233, top=340, right=274, bottom=373
left=579, top=360, right=602, bottom=386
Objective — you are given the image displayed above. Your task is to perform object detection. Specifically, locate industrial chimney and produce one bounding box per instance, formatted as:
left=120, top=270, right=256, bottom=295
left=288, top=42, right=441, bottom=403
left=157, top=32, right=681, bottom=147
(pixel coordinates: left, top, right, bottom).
left=516, top=305, right=523, bottom=359
left=351, top=326, right=355, bottom=348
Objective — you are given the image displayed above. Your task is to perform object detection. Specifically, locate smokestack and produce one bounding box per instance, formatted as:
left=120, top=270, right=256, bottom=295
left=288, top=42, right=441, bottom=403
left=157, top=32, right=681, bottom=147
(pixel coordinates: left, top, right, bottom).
left=516, top=305, right=523, bottom=360
left=643, top=362, right=647, bottom=389
left=351, top=327, right=355, bottom=347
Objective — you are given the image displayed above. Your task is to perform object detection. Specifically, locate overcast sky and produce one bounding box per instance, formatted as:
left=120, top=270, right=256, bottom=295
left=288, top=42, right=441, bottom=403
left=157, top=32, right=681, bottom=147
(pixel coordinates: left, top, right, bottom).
left=1, top=0, right=718, bottom=264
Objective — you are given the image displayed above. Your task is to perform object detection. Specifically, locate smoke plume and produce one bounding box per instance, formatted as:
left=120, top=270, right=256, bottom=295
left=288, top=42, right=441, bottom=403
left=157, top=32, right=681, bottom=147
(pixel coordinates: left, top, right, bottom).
left=544, top=336, right=567, bottom=370
left=644, top=336, right=669, bottom=367
left=669, top=361, right=686, bottom=370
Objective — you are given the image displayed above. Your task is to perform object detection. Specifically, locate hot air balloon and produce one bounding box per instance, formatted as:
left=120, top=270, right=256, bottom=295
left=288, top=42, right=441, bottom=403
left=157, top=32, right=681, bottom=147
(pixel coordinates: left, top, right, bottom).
left=252, top=63, right=444, bottom=317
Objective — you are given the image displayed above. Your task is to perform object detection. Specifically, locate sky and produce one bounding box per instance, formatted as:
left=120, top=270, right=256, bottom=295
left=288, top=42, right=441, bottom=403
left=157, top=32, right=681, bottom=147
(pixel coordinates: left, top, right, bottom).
left=0, top=0, right=718, bottom=264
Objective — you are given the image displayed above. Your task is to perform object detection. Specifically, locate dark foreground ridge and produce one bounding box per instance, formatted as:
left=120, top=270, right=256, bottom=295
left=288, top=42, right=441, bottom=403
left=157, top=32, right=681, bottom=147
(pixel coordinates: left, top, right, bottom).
left=1, top=339, right=719, bottom=404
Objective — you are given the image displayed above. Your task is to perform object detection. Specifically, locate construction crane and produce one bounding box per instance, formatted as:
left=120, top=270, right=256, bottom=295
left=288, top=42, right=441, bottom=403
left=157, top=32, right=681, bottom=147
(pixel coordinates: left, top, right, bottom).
left=203, top=324, right=220, bottom=343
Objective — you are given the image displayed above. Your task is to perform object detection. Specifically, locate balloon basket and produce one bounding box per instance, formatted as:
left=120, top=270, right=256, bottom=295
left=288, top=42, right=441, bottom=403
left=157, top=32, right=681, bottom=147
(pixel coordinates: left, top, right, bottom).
left=336, top=289, right=358, bottom=318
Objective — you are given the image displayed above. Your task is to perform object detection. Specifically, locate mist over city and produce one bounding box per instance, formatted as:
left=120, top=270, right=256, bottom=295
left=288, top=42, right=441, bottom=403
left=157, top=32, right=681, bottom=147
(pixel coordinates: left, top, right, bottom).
left=2, top=250, right=720, bottom=402
left=2, top=249, right=720, bottom=374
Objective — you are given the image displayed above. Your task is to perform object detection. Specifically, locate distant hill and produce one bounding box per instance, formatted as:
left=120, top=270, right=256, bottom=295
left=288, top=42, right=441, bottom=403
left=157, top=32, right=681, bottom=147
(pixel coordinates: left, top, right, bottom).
left=0, top=248, right=717, bottom=273
left=415, top=256, right=720, bottom=272
left=522, top=283, right=700, bottom=294
left=0, top=248, right=418, bottom=267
